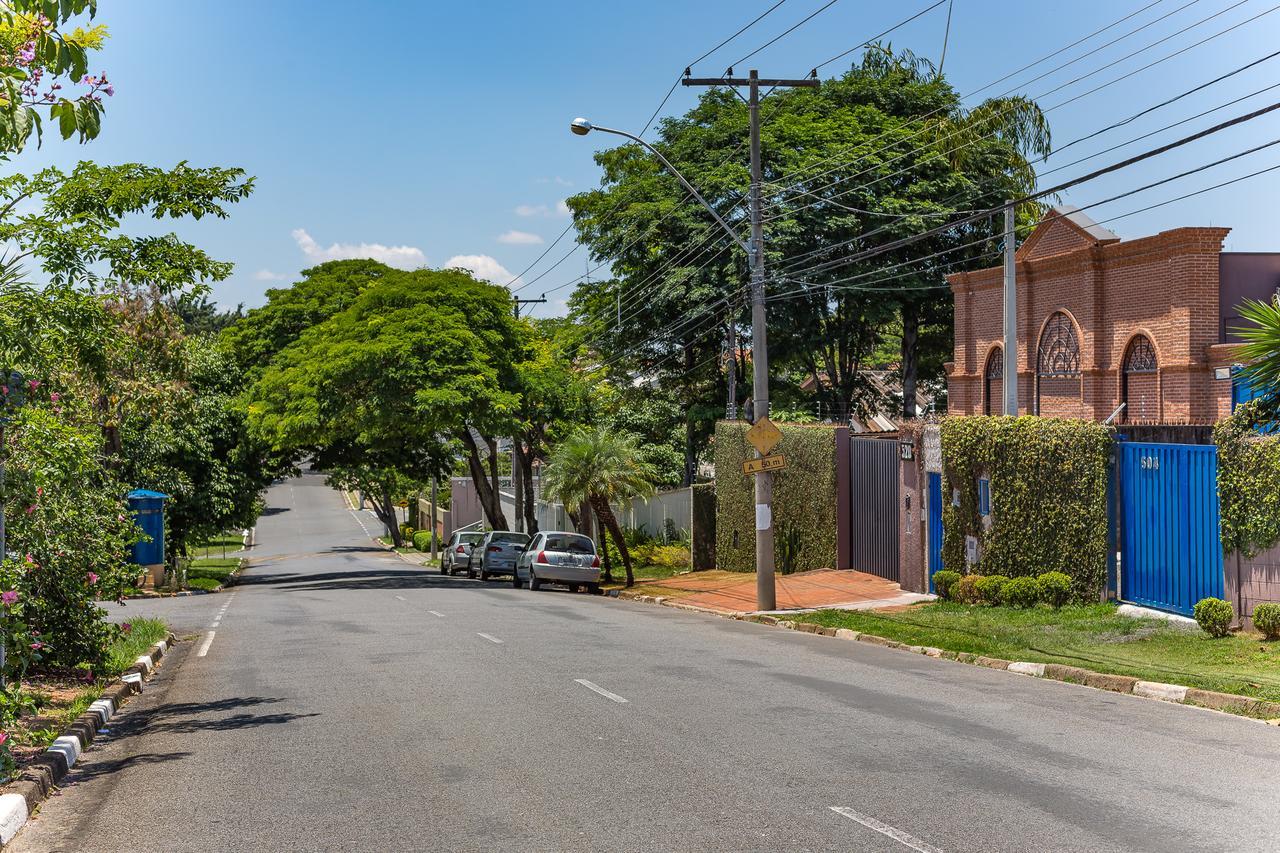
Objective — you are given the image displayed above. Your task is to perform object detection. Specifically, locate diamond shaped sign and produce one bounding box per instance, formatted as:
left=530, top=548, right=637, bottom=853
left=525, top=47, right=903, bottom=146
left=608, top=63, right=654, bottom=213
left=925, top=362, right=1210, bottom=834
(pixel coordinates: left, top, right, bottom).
left=745, top=416, right=783, bottom=456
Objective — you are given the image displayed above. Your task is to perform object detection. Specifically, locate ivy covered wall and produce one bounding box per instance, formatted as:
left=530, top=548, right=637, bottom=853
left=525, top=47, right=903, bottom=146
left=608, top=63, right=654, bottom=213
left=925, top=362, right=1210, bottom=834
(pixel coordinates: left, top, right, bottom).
left=1216, top=401, right=1280, bottom=557
left=714, top=421, right=838, bottom=572
left=941, top=416, right=1113, bottom=600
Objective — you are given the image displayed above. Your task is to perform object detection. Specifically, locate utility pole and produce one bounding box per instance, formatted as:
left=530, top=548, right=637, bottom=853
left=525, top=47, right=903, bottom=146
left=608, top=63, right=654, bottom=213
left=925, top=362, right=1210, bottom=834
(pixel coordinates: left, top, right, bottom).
left=684, top=69, right=818, bottom=611
left=1002, top=202, right=1019, bottom=416
left=726, top=316, right=737, bottom=420
left=512, top=295, right=547, bottom=318
left=429, top=475, right=439, bottom=563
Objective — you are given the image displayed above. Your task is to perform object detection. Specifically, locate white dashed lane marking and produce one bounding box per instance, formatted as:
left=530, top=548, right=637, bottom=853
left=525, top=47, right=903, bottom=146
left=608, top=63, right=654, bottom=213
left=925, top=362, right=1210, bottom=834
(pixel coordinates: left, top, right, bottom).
left=575, top=679, right=628, bottom=704
left=476, top=633, right=504, bottom=645
left=197, top=631, right=216, bottom=657
left=829, top=807, right=943, bottom=853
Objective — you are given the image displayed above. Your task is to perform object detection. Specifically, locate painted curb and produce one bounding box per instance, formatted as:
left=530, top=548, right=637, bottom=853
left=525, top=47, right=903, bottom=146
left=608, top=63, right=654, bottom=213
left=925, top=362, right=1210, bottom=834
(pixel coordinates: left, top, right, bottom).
left=0, top=633, right=176, bottom=848
left=603, top=593, right=1280, bottom=726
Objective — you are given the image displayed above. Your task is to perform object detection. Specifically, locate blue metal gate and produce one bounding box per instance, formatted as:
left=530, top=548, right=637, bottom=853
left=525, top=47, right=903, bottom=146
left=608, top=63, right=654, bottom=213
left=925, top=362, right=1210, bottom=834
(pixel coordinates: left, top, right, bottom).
left=927, top=472, right=944, bottom=592
left=1118, top=442, right=1223, bottom=616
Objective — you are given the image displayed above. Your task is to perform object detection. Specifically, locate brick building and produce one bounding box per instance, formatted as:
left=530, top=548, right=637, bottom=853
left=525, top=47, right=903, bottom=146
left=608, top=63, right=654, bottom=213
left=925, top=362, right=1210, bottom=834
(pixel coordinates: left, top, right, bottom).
left=945, top=206, right=1280, bottom=423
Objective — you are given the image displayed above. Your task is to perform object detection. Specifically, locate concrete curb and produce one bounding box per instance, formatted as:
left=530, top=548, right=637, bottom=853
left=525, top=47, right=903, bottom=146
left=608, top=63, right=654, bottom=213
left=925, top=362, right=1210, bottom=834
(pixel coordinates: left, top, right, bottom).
left=121, top=558, right=247, bottom=599
left=0, top=633, right=177, bottom=847
left=604, top=593, right=1280, bottom=726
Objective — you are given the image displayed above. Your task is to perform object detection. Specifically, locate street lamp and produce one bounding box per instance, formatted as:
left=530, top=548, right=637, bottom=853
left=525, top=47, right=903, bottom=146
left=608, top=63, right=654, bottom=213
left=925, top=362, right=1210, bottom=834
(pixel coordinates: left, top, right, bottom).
left=568, top=118, right=751, bottom=258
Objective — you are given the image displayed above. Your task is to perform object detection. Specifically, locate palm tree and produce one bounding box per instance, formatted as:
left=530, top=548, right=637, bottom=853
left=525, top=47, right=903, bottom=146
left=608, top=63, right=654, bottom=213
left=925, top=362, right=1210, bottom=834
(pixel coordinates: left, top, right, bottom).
left=541, top=426, right=656, bottom=587
left=1235, top=297, right=1280, bottom=420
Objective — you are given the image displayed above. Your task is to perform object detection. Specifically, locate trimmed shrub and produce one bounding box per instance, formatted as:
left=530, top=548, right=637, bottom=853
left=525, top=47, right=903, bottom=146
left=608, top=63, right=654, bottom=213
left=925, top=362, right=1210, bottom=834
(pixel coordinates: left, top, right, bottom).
left=412, top=531, right=432, bottom=551
left=975, top=574, right=1009, bottom=605
left=941, top=416, right=1112, bottom=600
left=649, top=544, right=691, bottom=569
left=1037, top=571, right=1073, bottom=608
left=1193, top=597, right=1233, bottom=638
left=951, top=574, right=982, bottom=605
left=1252, top=602, right=1280, bottom=640
left=1001, top=576, right=1041, bottom=608
left=932, top=570, right=961, bottom=600
left=715, top=421, right=838, bottom=572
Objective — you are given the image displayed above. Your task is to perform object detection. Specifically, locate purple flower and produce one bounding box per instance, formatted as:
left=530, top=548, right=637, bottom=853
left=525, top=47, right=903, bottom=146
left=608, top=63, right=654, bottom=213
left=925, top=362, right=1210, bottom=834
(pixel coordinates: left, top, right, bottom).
left=103, top=84, right=114, bottom=97
left=1, top=590, right=18, bottom=607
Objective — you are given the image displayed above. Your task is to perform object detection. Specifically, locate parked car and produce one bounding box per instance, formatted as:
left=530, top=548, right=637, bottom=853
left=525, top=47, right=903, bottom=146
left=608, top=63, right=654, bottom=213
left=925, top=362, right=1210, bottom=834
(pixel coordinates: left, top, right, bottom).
left=467, top=531, right=530, bottom=581
left=513, top=531, right=601, bottom=593
left=442, top=531, right=485, bottom=576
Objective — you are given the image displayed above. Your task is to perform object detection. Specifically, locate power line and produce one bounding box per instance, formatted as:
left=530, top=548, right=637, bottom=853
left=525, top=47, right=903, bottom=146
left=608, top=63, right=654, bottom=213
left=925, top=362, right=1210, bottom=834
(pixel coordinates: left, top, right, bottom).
left=812, top=0, right=948, bottom=71
left=730, top=0, right=842, bottom=69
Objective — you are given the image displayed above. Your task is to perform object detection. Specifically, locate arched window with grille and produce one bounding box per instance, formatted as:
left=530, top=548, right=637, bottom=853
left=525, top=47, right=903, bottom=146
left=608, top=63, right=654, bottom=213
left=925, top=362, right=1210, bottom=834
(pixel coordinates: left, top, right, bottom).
left=1036, top=311, right=1082, bottom=416
left=1122, top=334, right=1159, bottom=422
left=984, top=346, right=1003, bottom=415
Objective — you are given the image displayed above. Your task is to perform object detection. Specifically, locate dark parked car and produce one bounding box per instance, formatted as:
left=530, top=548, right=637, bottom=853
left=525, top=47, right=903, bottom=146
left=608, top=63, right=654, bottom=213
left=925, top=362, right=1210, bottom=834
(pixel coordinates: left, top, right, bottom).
left=467, top=531, right=530, bottom=581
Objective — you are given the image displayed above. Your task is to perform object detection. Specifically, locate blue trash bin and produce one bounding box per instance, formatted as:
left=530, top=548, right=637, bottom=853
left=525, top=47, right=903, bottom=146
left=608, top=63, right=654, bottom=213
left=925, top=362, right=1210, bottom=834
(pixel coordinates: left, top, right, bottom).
left=127, top=489, right=169, bottom=584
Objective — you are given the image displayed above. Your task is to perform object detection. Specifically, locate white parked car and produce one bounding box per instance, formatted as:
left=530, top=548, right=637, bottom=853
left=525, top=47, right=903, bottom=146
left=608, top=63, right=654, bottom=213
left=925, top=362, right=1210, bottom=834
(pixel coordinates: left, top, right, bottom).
left=513, top=531, right=601, bottom=593
left=441, top=531, right=484, bottom=576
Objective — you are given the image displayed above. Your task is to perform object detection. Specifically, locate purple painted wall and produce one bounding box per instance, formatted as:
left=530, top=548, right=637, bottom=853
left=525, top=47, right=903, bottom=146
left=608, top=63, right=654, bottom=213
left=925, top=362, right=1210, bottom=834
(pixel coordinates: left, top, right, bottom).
left=1220, top=253, right=1280, bottom=342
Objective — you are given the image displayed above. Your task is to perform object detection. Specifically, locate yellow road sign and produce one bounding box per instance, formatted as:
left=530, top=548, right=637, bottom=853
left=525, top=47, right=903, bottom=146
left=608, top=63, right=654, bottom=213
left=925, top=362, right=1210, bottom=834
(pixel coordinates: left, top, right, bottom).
left=742, top=454, right=787, bottom=475
left=745, top=416, right=783, bottom=455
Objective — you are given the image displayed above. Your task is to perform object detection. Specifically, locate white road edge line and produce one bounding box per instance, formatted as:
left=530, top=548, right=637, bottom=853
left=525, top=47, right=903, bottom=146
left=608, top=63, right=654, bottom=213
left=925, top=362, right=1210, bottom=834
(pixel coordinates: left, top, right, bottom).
left=395, top=595, right=406, bottom=601
left=210, top=621, right=220, bottom=629
left=829, top=807, right=943, bottom=853
left=574, top=679, right=629, bottom=704
left=476, top=632, right=504, bottom=644
left=197, top=631, right=216, bottom=658
left=428, top=610, right=445, bottom=617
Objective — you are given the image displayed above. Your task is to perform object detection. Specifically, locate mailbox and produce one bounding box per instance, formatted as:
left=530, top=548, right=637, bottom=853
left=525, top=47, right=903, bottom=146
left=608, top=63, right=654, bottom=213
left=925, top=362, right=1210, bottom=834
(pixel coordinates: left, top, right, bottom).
left=127, top=489, right=169, bottom=585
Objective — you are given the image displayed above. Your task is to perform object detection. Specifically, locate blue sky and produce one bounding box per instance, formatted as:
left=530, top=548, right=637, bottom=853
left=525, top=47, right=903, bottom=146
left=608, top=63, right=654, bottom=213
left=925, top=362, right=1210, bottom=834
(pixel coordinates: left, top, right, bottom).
left=14, top=0, right=1280, bottom=313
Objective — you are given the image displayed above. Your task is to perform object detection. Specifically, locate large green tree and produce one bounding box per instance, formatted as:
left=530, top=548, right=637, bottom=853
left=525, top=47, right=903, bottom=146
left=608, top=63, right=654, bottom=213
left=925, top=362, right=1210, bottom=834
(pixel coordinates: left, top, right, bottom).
left=247, top=267, right=525, bottom=544
left=567, top=46, right=1049, bottom=444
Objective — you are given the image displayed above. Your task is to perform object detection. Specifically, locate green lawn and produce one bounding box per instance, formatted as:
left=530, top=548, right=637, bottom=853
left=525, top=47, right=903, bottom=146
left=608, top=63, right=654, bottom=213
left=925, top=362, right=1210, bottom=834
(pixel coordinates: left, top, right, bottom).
left=781, top=602, right=1280, bottom=703
left=187, top=556, right=241, bottom=591
left=104, top=617, right=170, bottom=676
left=189, top=532, right=244, bottom=558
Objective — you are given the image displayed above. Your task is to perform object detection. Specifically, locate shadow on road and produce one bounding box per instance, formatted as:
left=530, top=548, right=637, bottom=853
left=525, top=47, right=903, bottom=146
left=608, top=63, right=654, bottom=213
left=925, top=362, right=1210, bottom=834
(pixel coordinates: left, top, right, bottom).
left=66, top=751, right=193, bottom=786
left=123, top=695, right=320, bottom=736
left=238, top=568, right=481, bottom=592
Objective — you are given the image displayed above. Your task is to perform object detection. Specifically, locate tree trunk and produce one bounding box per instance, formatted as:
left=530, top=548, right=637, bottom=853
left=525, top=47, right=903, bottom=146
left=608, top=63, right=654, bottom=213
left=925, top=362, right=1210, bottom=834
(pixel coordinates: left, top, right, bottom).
left=487, top=437, right=501, bottom=516
left=900, top=300, right=920, bottom=419
left=513, top=441, right=538, bottom=534
left=371, top=486, right=402, bottom=547
left=590, top=495, right=633, bottom=587
left=458, top=429, right=509, bottom=529
left=683, top=343, right=696, bottom=486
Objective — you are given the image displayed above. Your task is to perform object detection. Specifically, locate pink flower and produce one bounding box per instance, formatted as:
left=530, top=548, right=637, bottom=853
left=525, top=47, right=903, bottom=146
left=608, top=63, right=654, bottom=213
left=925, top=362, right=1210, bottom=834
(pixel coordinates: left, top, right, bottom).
left=24, top=505, right=34, bottom=515
left=1, top=590, right=17, bottom=607
left=0, top=732, right=8, bottom=747
left=49, top=392, right=60, bottom=402
left=86, top=572, right=99, bottom=585
left=120, top=622, right=132, bottom=633
left=23, top=554, right=33, bottom=565
left=29, top=641, right=42, bottom=651
left=26, top=379, right=38, bottom=389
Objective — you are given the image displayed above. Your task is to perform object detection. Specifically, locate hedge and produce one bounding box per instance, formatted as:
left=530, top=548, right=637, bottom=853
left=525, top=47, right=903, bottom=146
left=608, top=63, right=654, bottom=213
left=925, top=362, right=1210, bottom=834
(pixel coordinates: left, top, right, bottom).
left=1215, top=400, right=1280, bottom=557
left=941, top=416, right=1112, bottom=600
left=714, top=421, right=838, bottom=572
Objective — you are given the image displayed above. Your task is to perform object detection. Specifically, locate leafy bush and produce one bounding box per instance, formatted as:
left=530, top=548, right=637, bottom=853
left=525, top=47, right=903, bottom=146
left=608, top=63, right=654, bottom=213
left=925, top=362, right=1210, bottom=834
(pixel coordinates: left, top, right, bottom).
left=1037, top=571, right=1073, bottom=608
left=649, top=544, right=690, bottom=569
left=399, top=524, right=415, bottom=541
left=1216, top=401, right=1280, bottom=556
left=932, top=570, right=961, bottom=600
left=1252, top=602, right=1280, bottom=640
left=412, top=531, right=433, bottom=551
left=1000, top=576, right=1041, bottom=608
left=1193, top=597, right=1233, bottom=638
left=776, top=522, right=802, bottom=575
left=975, top=575, right=1009, bottom=605
left=941, top=416, right=1112, bottom=600
left=951, top=575, right=981, bottom=605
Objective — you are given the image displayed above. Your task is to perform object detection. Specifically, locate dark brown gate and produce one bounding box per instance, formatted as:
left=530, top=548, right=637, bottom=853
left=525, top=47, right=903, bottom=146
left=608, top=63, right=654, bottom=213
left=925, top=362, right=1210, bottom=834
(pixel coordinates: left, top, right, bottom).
left=848, top=436, right=900, bottom=582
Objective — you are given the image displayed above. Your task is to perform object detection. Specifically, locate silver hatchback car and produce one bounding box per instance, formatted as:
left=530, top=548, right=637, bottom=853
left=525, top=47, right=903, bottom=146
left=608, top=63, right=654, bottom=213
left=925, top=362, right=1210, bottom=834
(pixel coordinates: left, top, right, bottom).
left=441, top=531, right=484, bottom=576
left=513, top=531, right=601, bottom=593
left=467, top=531, right=530, bottom=581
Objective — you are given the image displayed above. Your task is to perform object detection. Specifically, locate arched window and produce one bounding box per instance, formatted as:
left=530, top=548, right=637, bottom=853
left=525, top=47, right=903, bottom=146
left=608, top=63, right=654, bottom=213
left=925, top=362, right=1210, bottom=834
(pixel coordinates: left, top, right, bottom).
left=1036, top=312, right=1082, bottom=416
left=984, top=347, right=1003, bottom=415
left=1122, top=334, right=1159, bottom=423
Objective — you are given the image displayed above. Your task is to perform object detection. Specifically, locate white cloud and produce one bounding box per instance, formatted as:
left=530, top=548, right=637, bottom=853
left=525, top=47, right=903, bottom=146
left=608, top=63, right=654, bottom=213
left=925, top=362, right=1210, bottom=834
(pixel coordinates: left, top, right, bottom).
left=497, top=229, right=543, bottom=245
left=515, top=203, right=550, bottom=217
left=556, top=199, right=571, bottom=217
left=534, top=176, right=573, bottom=187
left=444, top=254, right=518, bottom=287
left=253, top=268, right=289, bottom=281
left=291, top=228, right=426, bottom=269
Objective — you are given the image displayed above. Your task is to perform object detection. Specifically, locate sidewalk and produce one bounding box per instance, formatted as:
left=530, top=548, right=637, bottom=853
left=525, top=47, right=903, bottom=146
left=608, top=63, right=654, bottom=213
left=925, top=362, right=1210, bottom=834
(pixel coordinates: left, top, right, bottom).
left=637, top=568, right=930, bottom=614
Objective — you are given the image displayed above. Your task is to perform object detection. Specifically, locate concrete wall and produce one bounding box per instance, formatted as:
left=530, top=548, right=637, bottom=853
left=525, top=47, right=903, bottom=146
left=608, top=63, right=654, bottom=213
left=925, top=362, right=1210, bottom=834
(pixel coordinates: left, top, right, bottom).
left=1226, top=544, right=1280, bottom=629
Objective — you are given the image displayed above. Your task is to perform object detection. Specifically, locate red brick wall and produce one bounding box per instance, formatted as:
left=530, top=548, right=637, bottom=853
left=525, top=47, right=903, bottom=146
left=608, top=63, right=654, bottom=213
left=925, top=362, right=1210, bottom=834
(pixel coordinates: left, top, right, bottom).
left=948, top=226, right=1232, bottom=422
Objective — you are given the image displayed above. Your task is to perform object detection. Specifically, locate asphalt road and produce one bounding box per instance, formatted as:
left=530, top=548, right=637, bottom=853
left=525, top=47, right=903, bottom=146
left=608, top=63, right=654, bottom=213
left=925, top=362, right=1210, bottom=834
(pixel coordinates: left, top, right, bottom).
left=12, top=470, right=1280, bottom=852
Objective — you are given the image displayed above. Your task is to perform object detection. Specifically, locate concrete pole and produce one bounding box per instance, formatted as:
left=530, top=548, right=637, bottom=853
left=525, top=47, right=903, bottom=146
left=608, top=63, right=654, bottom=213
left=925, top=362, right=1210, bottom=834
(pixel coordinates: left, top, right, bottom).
left=749, top=70, right=776, bottom=612
left=430, top=475, right=439, bottom=562
left=1003, top=202, right=1019, bottom=416
left=726, top=318, right=738, bottom=420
